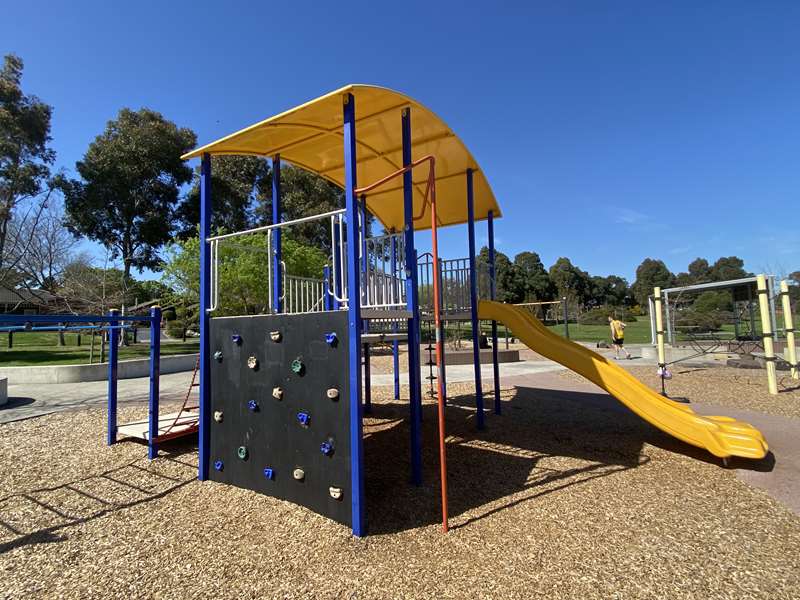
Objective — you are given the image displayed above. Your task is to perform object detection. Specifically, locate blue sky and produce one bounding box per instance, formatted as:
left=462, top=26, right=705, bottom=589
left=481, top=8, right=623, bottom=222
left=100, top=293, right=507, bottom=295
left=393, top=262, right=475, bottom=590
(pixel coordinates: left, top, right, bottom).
left=2, top=1, right=799, bottom=282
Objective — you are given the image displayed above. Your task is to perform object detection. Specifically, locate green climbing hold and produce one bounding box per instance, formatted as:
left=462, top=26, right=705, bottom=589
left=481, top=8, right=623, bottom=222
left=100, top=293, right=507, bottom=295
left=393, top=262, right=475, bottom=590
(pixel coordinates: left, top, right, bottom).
left=237, top=446, right=248, bottom=460
left=291, top=358, right=304, bottom=375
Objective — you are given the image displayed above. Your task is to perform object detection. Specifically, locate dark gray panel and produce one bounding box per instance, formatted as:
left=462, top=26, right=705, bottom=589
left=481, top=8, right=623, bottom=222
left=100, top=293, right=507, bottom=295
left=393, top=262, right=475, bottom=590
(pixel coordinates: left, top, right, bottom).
left=209, top=312, right=351, bottom=526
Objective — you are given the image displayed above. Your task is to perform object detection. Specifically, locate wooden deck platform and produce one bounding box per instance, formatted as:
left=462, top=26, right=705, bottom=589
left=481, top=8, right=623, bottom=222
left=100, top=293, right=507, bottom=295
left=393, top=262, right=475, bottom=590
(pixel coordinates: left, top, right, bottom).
left=117, top=409, right=199, bottom=442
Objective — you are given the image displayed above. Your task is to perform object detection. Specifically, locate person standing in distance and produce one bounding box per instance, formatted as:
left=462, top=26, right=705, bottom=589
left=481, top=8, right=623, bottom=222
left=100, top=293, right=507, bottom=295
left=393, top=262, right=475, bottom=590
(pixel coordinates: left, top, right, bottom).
left=608, top=315, right=631, bottom=359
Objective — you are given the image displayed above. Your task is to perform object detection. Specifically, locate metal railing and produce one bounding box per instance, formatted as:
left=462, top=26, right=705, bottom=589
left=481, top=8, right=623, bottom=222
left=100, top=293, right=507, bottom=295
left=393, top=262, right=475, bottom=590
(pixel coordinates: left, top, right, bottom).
left=284, top=275, right=326, bottom=314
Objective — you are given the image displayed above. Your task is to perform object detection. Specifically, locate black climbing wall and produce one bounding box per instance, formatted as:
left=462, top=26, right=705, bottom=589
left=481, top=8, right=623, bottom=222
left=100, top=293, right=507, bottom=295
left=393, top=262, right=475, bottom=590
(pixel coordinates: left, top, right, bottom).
left=209, top=312, right=352, bottom=526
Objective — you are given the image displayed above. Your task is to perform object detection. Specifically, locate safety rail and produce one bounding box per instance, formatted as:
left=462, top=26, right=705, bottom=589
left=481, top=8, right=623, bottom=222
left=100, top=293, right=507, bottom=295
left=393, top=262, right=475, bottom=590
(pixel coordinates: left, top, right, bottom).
left=362, top=232, right=406, bottom=309
left=418, top=255, right=491, bottom=317
left=284, top=275, right=326, bottom=314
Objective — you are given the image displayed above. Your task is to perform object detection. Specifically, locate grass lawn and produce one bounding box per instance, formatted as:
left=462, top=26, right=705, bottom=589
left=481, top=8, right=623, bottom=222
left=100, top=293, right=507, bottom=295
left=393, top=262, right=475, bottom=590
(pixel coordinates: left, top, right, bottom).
left=0, top=331, right=199, bottom=366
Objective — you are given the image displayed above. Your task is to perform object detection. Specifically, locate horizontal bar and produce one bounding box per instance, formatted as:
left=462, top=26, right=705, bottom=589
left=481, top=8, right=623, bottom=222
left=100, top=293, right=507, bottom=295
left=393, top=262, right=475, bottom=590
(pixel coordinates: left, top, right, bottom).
left=207, top=209, right=346, bottom=242
left=0, top=314, right=155, bottom=325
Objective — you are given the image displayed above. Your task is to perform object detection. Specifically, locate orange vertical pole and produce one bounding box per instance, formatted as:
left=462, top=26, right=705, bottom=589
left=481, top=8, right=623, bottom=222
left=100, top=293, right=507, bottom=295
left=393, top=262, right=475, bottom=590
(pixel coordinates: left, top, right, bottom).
left=428, top=162, right=449, bottom=532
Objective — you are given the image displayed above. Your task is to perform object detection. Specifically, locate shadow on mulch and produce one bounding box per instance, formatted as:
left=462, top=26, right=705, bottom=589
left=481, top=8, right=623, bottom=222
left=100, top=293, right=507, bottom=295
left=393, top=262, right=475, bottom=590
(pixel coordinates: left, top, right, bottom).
left=0, top=440, right=197, bottom=555
left=363, top=383, right=775, bottom=535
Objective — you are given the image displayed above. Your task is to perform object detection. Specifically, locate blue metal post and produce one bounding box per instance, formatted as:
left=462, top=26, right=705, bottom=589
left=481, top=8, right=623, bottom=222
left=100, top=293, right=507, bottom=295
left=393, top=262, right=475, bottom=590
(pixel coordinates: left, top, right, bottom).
left=198, top=153, right=212, bottom=480
left=148, top=306, right=162, bottom=459
left=488, top=210, right=501, bottom=414
left=343, top=93, right=365, bottom=536
left=390, top=233, right=400, bottom=400
left=272, top=154, right=282, bottom=313
left=106, top=309, right=119, bottom=445
left=467, top=168, right=485, bottom=429
left=402, top=108, right=423, bottom=485
left=323, top=265, right=332, bottom=311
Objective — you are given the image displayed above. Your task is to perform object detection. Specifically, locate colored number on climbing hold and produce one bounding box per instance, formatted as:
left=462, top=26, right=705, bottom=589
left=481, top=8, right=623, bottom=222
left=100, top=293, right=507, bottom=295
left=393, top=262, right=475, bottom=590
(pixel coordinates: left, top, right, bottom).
left=272, top=387, right=283, bottom=400
left=326, top=388, right=339, bottom=400
left=237, top=446, right=248, bottom=460
left=270, top=331, right=282, bottom=342
left=247, top=356, right=258, bottom=370
left=213, top=410, right=224, bottom=423
left=325, top=332, right=338, bottom=347
left=247, top=399, right=258, bottom=412
left=214, top=460, right=224, bottom=471
left=320, top=440, right=334, bottom=456
left=293, top=468, right=305, bottom=481
left=213, top=350, right=223, bottom=362
left=297, top=412, right=310, bottom=427
left=231, top=334, right=242, bottom=345
left=263, top=467, right=274, bottom=480
left=291, top=358, right=304, bottom=375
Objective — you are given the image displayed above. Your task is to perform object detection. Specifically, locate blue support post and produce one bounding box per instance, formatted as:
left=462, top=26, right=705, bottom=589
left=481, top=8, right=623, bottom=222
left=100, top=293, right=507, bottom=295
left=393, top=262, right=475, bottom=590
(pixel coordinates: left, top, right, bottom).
left=198, top=153, right=212, bottom=480
left=106, top=309, right=119, bottom=445
left=148, top=306, right=162, bottom=459
left=323, top=266, right=332, bottom=311
left=363, top=343, right=371, bottom=413
left=343, top=93, right=365, bottom=536
left=467, top=168, right=485, bottom=429
left=390, top=233, right=400, bottom=400
left=272, top=155, right=282, bottom=313
left=402, top=107, right=423, bottom=485
left=488, top=210, right=501, bottom=414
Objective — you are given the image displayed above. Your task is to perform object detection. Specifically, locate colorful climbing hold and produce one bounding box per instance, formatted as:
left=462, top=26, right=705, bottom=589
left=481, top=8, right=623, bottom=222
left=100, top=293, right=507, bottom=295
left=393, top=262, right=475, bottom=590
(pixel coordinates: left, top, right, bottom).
left=214, top=460, right=224, bottom=471
left=270, top=331, right=282, bottom=342
left=231, top=334, right=242, bottom=345
left=320, top=440, right=334, bottom=456
left=291, top=358, right=304, bottom=375
left=213, top=350, right=223, bottom=362
left=247, top=399, right=258, bottom=412
left=297, top=412, right=310, bottom=427
left=324, top=332, right=338, bottom=346
left=293, top=468, right=305, bottom=481
left=329, top=486, right=343, bottom=500
left=237, top=446, right=248, bottom=460
left=263, top=467, right=274, bottom=480
left=247, top=356, right=258, bottom=370
left=213, top=410, right=224, bottom=423
left=326, top=388, right=339, bottom=400
left=272, top=386, right=284, bottom=400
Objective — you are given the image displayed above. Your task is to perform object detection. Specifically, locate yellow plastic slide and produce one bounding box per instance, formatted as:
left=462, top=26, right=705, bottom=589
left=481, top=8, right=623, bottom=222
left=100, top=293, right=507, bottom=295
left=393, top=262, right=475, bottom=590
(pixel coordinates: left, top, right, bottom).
left=478, top=300, right=768, bottom=460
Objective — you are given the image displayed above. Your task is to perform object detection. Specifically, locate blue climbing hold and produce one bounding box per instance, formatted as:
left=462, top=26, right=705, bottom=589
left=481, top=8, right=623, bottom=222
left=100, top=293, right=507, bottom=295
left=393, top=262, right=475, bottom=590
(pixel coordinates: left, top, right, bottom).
left=231, top=334, right=242, bottom=345
left=297, top=412, right=310, bottom=427
left=325, top=332, right=338, bottom=346
left=320, top=441, right=334, bottom=456
left=247, top=399, right=258, bottom=411
left=214, top=460, right=224, bottom=471
left=263, top=467, right=274, bottom=480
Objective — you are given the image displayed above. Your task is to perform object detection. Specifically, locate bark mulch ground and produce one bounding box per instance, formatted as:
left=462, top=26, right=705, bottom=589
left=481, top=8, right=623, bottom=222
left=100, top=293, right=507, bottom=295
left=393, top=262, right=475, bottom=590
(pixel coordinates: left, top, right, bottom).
left=1, top=383, right=799, bottom=598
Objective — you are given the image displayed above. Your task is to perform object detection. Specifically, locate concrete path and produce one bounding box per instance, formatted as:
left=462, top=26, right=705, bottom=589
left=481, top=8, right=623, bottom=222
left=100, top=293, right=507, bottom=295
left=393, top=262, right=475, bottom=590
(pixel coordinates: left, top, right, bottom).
left=0, top=371, right=194, bottom=424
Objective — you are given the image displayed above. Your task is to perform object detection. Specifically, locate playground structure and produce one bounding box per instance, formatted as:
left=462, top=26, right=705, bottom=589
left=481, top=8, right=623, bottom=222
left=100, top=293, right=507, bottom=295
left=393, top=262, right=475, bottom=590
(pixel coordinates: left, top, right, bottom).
left=83, top=83, right=767, bottom=538
left=650, top=276, right=799, bottom=395
left=0, top=308, right=201, bottom=458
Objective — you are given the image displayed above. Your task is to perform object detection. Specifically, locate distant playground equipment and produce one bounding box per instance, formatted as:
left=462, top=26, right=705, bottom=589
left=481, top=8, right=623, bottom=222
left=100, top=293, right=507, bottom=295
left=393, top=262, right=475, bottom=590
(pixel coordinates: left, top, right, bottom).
left=115, top=84, right=767, bottom=537
left=650, top=276, right=799, bottom=395
left=0, top=308, right=199, bottom=457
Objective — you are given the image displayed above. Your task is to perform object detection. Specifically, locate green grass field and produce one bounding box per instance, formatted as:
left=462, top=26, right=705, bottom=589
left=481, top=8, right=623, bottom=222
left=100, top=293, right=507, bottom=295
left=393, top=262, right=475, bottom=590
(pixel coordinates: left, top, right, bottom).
left=0, top=331, right=199, bottom=366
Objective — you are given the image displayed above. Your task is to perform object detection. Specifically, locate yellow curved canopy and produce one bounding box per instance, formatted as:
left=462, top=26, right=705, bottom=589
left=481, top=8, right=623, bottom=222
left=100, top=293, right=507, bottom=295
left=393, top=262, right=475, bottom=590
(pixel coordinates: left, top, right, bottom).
left=182, top=84, right=500, bottom=232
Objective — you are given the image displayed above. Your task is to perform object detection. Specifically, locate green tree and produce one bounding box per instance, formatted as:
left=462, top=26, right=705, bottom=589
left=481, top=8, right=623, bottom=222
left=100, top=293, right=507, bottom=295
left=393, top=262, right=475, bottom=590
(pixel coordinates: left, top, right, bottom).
left=688, top=257, right=711, bottom=282
left=548, top=257, right=590, bottom=306
left=175, top=155, right=269, bottom=239
left=588, top=275, right=630, bottom=307
left=477, top=246, right=521, bottom=303
left=631, top=258, right=674, bottom=305
left=709, top=256, right=749, bottom=282
left=0, top=54, right=55, bottom=273
left=60, top=108, right=196, bottom=278
left=513, top=251, right=553, bottom=302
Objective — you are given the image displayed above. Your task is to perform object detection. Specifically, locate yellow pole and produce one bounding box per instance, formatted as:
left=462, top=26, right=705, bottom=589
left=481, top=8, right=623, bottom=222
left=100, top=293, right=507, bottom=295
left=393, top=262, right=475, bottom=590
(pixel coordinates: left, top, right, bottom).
left=654, top=287, right=666, bottom=371
left=780, top=280, right=798, bottom=379
left=756, top=275, right=778, bottom=394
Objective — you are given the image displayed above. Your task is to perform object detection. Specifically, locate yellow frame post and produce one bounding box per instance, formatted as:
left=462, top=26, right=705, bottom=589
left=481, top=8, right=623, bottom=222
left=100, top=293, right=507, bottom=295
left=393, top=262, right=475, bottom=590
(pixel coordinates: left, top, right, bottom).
left=654, top=287, right=668, bottom=392
left=780, top=280, right=798, bottom=379
left=756, top=275, right=778, bottom=394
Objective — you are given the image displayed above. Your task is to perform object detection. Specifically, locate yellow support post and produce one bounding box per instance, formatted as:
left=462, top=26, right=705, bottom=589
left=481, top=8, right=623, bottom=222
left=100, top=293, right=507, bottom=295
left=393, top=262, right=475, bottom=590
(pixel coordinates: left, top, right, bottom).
left=756, top=275, right=778, bottom=395
left=780, top=280, right=798, bottom=379
left=654, top=287, right=667, bottom=369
